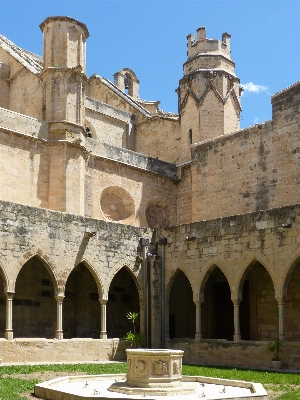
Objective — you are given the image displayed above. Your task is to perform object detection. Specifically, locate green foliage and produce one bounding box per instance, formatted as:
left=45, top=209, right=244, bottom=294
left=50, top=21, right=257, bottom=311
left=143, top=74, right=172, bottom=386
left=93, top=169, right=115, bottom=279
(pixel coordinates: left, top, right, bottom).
left=126, top=311, right=139, bottom=333
left=267, top=339, right=284, bottom=361
left=125, top=331, right=145, bottom=347
left=0, top=363, right=126, bottom=376
left=125, top=311, right=144, bottom=347
left=1, top=363, right=300, bottom=398
left=182, top=364, right=300, bottom=385
left=0, top=377, right=38, bottom=400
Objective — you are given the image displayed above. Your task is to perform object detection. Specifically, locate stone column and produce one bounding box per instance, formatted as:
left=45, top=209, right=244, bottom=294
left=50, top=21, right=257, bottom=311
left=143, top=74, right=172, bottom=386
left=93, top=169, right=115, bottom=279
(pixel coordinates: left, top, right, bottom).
left=195, top=300, right=203, bottom=340
left=165, top=300, right=170, bottom=342
left=55, top=295, right=64, bottom=340
left=99, top=299, right=107, bottom=339
left=5, top=291, right=14, bottom=340
left=233, top=300, right=241, bottom=342
left=278, top=301, right=285, bottom=340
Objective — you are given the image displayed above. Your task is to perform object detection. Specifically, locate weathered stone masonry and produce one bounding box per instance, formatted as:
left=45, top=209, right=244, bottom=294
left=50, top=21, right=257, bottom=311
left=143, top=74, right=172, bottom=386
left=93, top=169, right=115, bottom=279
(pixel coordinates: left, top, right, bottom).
left=1, top=16, right=300, bottom=369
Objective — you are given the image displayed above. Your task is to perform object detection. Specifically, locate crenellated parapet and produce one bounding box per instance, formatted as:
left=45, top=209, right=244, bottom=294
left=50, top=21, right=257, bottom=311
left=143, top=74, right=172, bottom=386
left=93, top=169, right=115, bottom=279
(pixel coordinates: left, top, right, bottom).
left=186, top=27, right=231, bottom=62
left=177, top=27, right=241, bottom=158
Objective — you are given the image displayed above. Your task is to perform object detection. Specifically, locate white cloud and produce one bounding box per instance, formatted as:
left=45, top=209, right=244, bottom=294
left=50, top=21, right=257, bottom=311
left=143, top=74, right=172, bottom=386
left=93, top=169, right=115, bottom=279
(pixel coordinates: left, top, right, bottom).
left=241, top=82, right=268, bottom=95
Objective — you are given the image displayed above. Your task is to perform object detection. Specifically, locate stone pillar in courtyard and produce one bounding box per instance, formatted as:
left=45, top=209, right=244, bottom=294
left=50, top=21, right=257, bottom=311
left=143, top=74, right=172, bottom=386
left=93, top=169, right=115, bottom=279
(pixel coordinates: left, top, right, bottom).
left=55, top=295, right=64, bottom=340
left=195, top=300, right=203, bottom=340
left=277, top=298, right=285, bottom=340
left=99, top=298, right=107, bottom=339
left=233, top=299, right=241, bottom=341
left=4, top=291, right=14, bottom=340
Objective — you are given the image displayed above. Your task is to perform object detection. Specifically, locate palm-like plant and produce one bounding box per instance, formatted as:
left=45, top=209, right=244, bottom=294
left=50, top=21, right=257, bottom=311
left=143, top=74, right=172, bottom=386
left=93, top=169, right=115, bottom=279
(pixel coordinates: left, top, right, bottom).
left=126, top=311, right=139, bottom=333
left=267, top=339, right=284, bottom=361
left=125, top=311, right=144, bottom=347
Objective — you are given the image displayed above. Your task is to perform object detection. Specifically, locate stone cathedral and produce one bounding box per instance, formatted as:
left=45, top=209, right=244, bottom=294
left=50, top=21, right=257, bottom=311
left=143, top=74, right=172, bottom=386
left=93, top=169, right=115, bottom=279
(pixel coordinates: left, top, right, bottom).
left=0, top=16, right=300, bottom=368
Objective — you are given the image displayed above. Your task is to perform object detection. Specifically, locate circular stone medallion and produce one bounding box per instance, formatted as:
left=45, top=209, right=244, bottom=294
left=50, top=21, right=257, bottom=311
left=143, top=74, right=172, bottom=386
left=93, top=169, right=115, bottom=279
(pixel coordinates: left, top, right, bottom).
left=100, top=186, right=134, bottom=222
left=146, top=205, right=168, bottom=229
left=101, top=194, right=126, bottom=220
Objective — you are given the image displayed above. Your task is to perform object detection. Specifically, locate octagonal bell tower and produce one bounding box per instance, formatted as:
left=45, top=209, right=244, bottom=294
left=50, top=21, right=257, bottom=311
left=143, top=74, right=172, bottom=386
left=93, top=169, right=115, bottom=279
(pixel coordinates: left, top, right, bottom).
left=40, top=16, right=89, bottom=139
left=177, top=27, right=242, bottom=162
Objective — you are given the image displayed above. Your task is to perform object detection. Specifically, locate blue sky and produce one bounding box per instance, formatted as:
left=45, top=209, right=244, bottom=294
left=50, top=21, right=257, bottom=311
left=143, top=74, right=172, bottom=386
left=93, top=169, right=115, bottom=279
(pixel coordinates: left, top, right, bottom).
left=0, top=0, right=299, bottom=128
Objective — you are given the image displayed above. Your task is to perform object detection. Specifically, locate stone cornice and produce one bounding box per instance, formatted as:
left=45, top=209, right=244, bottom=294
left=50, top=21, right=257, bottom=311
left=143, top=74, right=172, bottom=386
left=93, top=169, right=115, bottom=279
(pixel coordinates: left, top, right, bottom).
left=183, top=53, right=235, bottom=68
left=39, top=16, right=89, bottom=38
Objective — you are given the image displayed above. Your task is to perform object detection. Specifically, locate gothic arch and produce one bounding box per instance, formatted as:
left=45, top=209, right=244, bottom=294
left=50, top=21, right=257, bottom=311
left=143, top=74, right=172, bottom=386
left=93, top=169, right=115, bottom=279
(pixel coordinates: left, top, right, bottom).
left=63, top=260, right=102, bottom=339
left=166, top=268, right=195, bottom=301
left=167, top=268, right=195, bottom=339
left=106, top=264, right=142, bottom=338
left=199, top=262, right=234, bottom=340
left=13, top=248, right=59, bottom=295
left=13, top=250, right=58, bottom=338
left=65, top=257, right=104, bottom=299
left=199, top=258, right=232, bottom=301
left=282, top=254, right=300, bottom=341
left=281, top=253, right=300, bottom=300
left=235, top=256, right=277, bottom=341
left=0, top=259, right=9, bottom=293
left=108, top=264, right=143, bottom=303
left=235, top=253, right=274, bottom=300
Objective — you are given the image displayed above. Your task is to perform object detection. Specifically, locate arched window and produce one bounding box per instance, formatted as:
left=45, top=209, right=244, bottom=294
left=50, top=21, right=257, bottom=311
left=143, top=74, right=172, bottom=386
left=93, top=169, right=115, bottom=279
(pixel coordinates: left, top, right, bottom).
left=124, top=74, right=131, bottom=95
left=188, top=129, right=193, bottom=145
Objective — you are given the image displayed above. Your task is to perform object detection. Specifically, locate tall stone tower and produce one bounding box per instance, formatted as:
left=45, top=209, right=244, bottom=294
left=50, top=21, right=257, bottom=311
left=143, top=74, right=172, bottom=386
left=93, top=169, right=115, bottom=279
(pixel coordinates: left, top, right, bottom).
left=177, top=27, right=241, bottom=162
left=40, top=16, right=89, bottom=139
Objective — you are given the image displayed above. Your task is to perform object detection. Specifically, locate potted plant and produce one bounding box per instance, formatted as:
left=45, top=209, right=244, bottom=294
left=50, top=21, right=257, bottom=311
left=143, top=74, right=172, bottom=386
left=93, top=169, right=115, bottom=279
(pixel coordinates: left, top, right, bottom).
left=267, top=339, right=284, bottom=369
left=125, top=312, right=145, bottom=348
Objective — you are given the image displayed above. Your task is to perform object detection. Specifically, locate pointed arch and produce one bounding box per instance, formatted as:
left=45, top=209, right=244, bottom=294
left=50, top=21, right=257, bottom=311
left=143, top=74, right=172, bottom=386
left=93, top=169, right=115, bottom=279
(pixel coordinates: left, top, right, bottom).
left=14, top=248, right=59, bottom=295
left=236, top=257, right=277, bottom=341
left=167, top=268, right=196, bottom=339
left=0, top=258, right=9, bottom=293
left=282, top=253, right=300, bottom=300
left=283, top=255, right=300, bottom=341
left=106, top=264, right=142, bottom=339
left=65, top=257, right=105, bottom=300
left=166, top=267, right=195, bottom=302
left=200, top=263, right=234, bottom=340
left=108, top=263, right=143, bottom=303
left=13, top=251, right=58, bottom=338
left=64, top=260, right=101, bottom=339
left=236, top=253, right=274, bottom=300
left=199, top=258, right=232, bottom=301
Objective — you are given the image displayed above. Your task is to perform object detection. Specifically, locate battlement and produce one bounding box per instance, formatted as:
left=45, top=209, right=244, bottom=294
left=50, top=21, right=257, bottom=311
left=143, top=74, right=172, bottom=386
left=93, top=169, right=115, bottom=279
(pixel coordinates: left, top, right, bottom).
left=187, top=27, right=231, bottom=60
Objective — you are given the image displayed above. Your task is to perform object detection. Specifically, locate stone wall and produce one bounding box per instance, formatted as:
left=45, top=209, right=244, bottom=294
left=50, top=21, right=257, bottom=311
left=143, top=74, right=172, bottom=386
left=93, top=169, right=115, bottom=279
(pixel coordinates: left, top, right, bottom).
left=0, top=123, right=177, bottom=227
left=9, top=68, right=43, bottom=120
left=135, top=117, right=181, bottom=164
left=161, top=204, right=300, bottom=304
left=0, top=200, right=152, bottom=295
left=0, top=338, right=126, bottom=363
left=167, top=339, right=300, bottom=370
left=159, top=204, right=300, bottom=348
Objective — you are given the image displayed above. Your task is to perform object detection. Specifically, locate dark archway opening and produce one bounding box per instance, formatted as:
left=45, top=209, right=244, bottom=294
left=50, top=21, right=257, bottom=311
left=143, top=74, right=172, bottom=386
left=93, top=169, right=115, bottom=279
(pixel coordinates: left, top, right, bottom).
left=201, top=267, right=233, bottom=340
left=0, top=273, right=5, bottom=337
left=13, top=257, right=56, bottom=338
left=169, top=270, right=195, bottom=339
left=239, top=280, right=250, bottom=340
left=107, top=268, right=140, bottom=338
left=285, top=261, right=300, bottom=341
left=64, top=263, right=100, bottom=339
left=240, top=262, right=277, bottom=341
